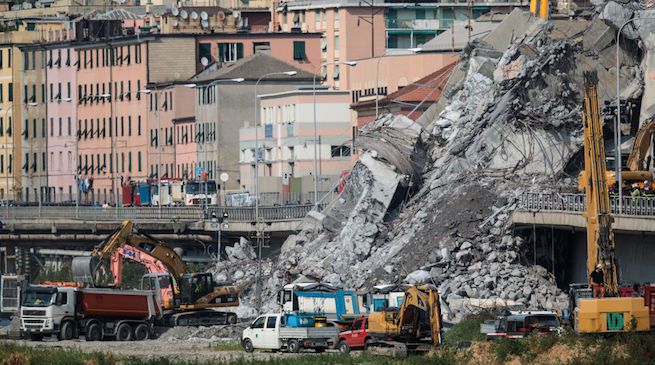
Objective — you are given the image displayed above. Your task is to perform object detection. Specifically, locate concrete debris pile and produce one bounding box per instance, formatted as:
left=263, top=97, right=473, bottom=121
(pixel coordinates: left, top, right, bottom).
left=226, top=5, right=647, bottom=321
left=156, top=324, right=246, bottom=343
left=211, top=237, right=270, bottom=318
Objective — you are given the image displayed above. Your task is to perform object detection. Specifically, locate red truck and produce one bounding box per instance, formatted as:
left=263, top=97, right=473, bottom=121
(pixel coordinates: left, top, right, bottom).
left=20, top=284, right=161, bottom=341
left=337, top=317, right=369, bottom=353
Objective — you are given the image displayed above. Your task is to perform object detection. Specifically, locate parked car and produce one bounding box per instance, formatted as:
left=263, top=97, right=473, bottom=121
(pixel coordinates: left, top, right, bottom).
left=337, top=316, right=369, bottom=353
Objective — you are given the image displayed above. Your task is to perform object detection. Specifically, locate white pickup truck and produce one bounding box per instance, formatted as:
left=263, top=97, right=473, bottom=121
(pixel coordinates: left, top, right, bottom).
left=241, top=313, right=338, bottom=353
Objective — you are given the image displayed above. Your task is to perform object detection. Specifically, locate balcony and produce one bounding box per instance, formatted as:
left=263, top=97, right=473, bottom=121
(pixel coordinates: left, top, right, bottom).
left=386, top=18, right=441, bottom=30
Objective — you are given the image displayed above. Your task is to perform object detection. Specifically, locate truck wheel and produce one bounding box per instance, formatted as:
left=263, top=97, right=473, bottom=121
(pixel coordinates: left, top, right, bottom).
left=133, top=324, right=149, bottom=341
left=29, top=334, right=44, bottom=341
left=287, top=339, right=300, bottom=353
left=227, top=313, right=238, bottom=325
left=242, top=338, right=254, bottom=353
left=59, top=321, right=74, bottom=341
left=116, top=323, right=133, bottom=341
left=338, top=340, right=350, bottom=353
left=86, top=323, right=102, bottom=341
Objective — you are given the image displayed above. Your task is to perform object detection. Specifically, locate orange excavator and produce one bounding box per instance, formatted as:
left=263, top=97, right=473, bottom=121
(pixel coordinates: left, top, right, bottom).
left=72, top=221, right=240, bottom=326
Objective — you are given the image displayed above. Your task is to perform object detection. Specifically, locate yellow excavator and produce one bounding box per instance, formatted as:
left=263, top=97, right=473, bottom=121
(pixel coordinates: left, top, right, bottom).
left=366, top=284, right=442, bottom=358
left=72, top=220, right=240, bottom=326
left=574, top=71, right=650, bottom=333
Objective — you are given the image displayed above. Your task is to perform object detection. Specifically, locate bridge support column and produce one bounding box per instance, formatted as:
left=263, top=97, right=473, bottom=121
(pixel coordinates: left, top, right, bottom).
left=1, top=245, right=17, bottom=274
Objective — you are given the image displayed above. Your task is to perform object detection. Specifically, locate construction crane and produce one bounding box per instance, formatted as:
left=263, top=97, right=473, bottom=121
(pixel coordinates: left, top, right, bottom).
left=72, top=221, right=240, bottom=326
left=366, top=284, right=442, bottom=358
left=573, top=71, right=650, bottom=333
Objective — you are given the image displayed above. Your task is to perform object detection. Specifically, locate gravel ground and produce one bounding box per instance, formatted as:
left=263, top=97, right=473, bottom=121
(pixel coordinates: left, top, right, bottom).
left=1, top=324, right=332, bottom=363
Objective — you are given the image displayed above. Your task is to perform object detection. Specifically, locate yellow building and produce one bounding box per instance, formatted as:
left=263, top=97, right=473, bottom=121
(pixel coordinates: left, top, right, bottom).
left=0, top=46, right=15, bottom=201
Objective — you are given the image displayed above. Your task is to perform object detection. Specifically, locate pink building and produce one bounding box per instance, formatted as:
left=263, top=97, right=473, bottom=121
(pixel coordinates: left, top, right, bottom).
left=239, top=88, right=354, bottom=197
left=273, top=2, right=386, bottom=88
left=45, top=46, right=77, bottom=202
left=196, top=32, right=322, bottom=75
left=75, top=40, right=149, bottom=204
left=146, top=84, right=195, bottom=180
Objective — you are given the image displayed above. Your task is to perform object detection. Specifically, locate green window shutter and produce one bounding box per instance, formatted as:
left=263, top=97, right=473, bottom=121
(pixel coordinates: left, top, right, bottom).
left=237, top=43, right=244, bottom=59
left=293, top=41, right=306, bottom=60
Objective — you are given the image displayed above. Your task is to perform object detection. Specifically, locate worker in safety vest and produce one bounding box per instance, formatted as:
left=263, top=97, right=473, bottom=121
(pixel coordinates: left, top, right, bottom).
left=589, top=264, right=605, bottom=298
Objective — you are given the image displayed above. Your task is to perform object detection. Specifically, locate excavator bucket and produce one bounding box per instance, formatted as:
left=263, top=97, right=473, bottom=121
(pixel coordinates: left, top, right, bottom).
left=72, top=256, right=100, bottom=286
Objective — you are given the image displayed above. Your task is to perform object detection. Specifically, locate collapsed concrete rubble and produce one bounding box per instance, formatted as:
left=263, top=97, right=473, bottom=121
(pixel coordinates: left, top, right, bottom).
left=218, top=4, right=648, bottom=322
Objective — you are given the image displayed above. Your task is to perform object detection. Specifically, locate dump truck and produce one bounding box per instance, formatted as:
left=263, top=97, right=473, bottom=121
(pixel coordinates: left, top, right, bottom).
left=20, top=283, right=161, bottom=341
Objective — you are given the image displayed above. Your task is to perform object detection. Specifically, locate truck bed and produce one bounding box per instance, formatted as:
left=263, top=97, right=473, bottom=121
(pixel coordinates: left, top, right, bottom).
left=279, top=326, right=338, bottom=339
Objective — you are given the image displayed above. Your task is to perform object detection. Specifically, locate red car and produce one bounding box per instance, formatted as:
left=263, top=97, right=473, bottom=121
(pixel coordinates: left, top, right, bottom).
left=338, top=317, right=369, bottom=353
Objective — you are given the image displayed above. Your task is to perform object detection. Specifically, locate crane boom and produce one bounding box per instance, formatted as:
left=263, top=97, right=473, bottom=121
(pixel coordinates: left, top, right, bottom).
left=580, top=71, right=618, bottom=296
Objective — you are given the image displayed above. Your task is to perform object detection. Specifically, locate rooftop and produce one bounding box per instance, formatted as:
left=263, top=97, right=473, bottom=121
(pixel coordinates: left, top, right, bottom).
left=193, top=53, right=317, bottom=82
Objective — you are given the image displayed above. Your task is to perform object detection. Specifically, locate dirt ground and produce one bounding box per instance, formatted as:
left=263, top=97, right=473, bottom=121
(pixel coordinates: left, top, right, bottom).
left=0, top=324, right=331, bottom=363
left=2, top=337, right=325, bottom=363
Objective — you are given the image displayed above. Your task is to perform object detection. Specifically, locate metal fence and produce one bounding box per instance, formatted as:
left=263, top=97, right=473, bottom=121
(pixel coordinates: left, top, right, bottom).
left=0, top=204, right=317, bottom=223
left=519, top=192, right=655, bottom=216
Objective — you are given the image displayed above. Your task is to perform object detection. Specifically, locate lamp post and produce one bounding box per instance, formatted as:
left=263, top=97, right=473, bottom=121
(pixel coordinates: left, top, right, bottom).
left=375, top=48, right=422, bottom=120
left=254, top=70, right=297, bottom=312
left=615, top=18, right=655, bottom=214
left=312, top=61, right=357, bottom=209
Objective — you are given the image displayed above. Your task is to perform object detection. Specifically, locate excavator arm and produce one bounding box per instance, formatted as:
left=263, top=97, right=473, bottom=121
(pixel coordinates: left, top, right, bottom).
left=627, top=118, right=655, bottom=172
left=73, top=220, right=186, bottom=285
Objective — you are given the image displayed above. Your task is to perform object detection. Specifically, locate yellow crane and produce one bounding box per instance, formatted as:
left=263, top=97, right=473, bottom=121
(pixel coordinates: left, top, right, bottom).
left=72, top=221, right=240, bottom=326
left=575, top=71, right=649, bottom=333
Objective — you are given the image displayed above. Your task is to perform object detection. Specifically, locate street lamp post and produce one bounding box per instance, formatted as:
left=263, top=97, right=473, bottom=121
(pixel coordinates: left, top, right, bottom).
left=254, top=70, right=297, bottom=312
left=312, top=61, right=357, bottom=209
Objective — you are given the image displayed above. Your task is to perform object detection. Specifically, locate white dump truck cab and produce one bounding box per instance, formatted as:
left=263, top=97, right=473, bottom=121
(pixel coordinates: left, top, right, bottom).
left=242, top=313, right=338, bottom=353
left=20, top=285, right=76, bottom=341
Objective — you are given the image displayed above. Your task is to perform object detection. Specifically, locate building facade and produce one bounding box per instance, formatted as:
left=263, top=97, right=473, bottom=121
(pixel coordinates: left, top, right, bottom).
left=239, top=88, right=354, bottom=197
left=0, top=46, right=15, bottom=201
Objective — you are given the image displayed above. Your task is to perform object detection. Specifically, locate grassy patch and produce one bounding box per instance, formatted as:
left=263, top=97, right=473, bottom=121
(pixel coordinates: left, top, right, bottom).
left=209, top=342, right=243, bottom=352
left=442, top=311, right=492, bottom=348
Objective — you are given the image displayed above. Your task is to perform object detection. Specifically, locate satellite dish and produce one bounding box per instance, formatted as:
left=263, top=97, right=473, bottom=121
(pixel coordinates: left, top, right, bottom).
left=201, top=57, right=209, bottom=66
left=201, top=20, right=209, bottom=28
left=200, top=11, right=208, bottom=20
left=191, top=11, right=198, bottom=20
left=171, top=7, right=179, bottom=16
left=217, top=11, right=225, bottom=21
left=172, top=19, right=179, bottom=27
left=180, top=9, right=188, bottom=19
left=220, top=173, right=229, bottom=183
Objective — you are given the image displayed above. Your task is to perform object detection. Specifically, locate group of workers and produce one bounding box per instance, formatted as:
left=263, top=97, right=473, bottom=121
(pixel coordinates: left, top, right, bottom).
left=610, top=180, right=655, bottom=198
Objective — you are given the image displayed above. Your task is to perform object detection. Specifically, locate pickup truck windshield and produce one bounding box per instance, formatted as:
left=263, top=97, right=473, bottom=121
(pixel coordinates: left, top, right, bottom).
left=22, top=290, right=56, bottom=307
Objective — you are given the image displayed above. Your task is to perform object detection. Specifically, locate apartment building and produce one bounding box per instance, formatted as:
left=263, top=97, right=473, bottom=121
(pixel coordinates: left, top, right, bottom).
left=0, top=46, right=15, bottom=201
left=45, top=45, right=77, bottom=202
left=239, top=88, right=354, bottom=195
left=75, top=39, right=149, bottom=204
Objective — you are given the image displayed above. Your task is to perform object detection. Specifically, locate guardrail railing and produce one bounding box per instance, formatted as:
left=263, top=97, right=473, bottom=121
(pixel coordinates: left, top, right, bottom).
left=518, top=192, right=655, bottom=216
left=0, top=204, right=317, bottom=223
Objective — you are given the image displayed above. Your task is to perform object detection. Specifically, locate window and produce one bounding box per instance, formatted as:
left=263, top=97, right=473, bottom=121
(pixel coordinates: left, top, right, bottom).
left=333, top=65, right=340, bottom=80
left=42, top=152, right=46, bottom=171
left=331, top=145, right=350, bottom=157
left=199, top=43, right=212, bottom=63
left=217, top=43, right=243, bottom=62
left=266, top=316, right=277, bottom=329
left=67, top=82, right=71, bottom=99
left=7, top=83, right=12, bottom=102
left=138, top=151, right=142, bottom=172
left=67, top=117, right=71, bottom=136
left=0, top=49, right=3, bottom=69
left=58, top=118, right=62, bottom=136
left=128, top=151, right=132, bottom=172
left=293, top=41, right=306, bottom=60
left=254, top=42, right=271, bottom=54
left=0, top=118, right=3, bottom=137
left=138, top=116, right=141, bottom=135
left=0, top=84, right=3, bottom=103
left=251, top=317, right=265, bottom=329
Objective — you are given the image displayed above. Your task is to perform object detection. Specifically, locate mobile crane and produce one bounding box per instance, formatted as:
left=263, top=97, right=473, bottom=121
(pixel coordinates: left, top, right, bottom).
left=365, top=284, right=442, bottom=358
left=72, top=221, right=240, bottom=326
left=574, top=71, right=650, bottom=333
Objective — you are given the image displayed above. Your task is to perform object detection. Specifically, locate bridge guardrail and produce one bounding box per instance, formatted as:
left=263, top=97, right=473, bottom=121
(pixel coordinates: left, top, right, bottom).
left=519, top=192, right=655, bottom=216
left=1, top=204, right=317, bottom=223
